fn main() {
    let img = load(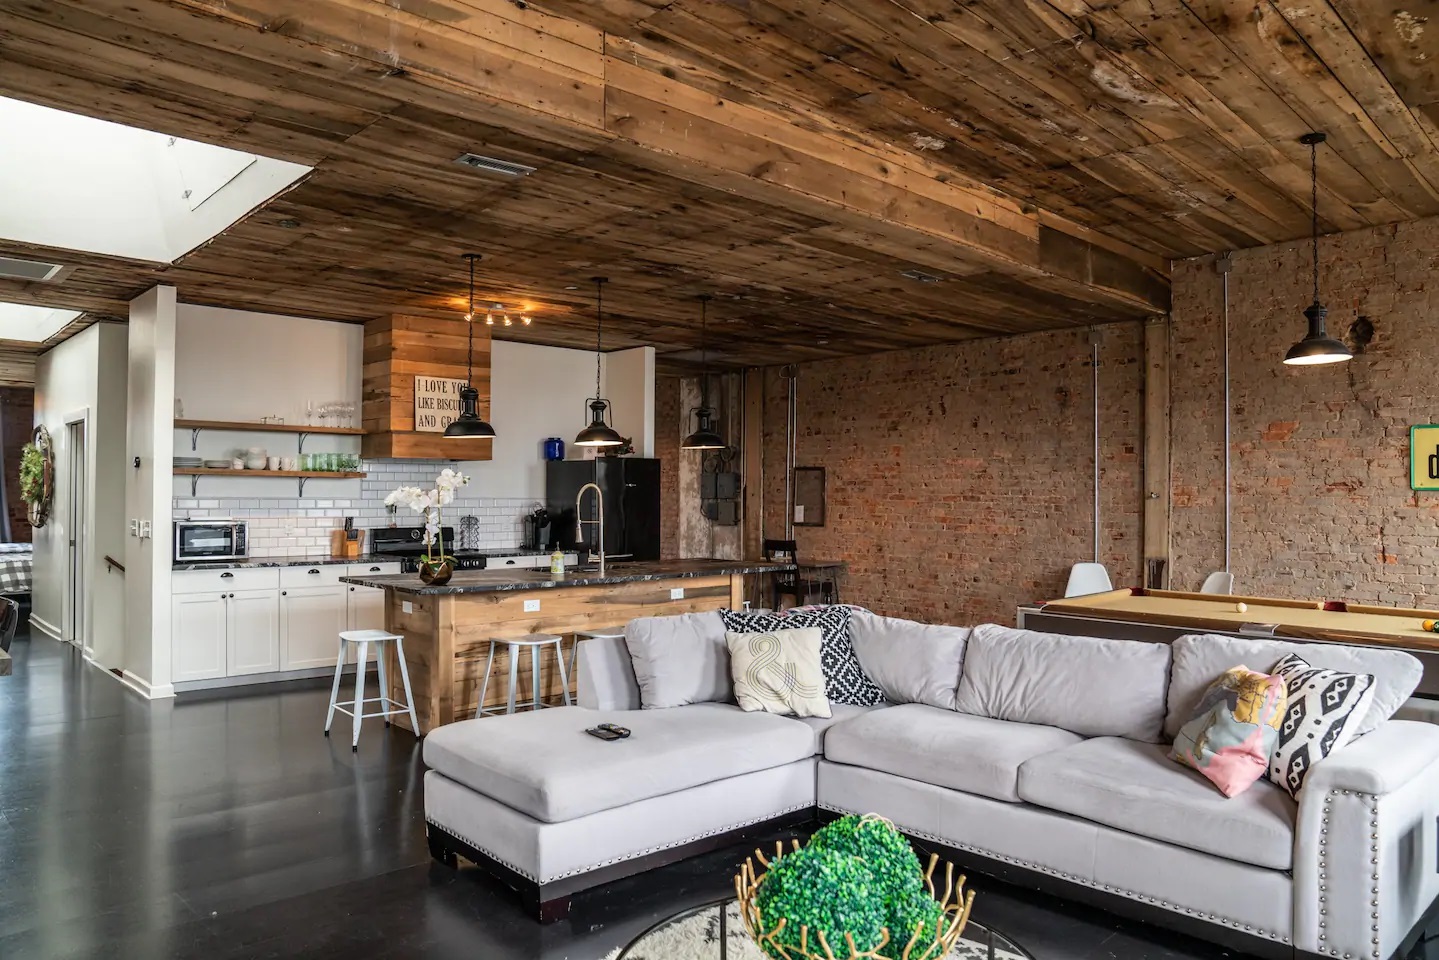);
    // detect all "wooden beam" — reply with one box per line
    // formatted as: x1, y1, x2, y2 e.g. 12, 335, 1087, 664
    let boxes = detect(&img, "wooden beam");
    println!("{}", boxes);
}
1143, 316, 1172, 589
